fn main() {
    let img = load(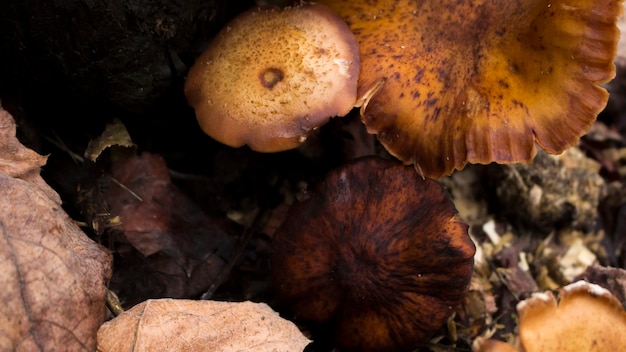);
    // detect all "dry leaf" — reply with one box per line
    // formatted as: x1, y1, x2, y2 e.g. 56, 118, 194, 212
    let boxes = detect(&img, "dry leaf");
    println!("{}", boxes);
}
97, 299, 310, 352
0, 107, 113, 351
84, 118, 135, 162
105, 152, 238, 306
106, 152, 236, 257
